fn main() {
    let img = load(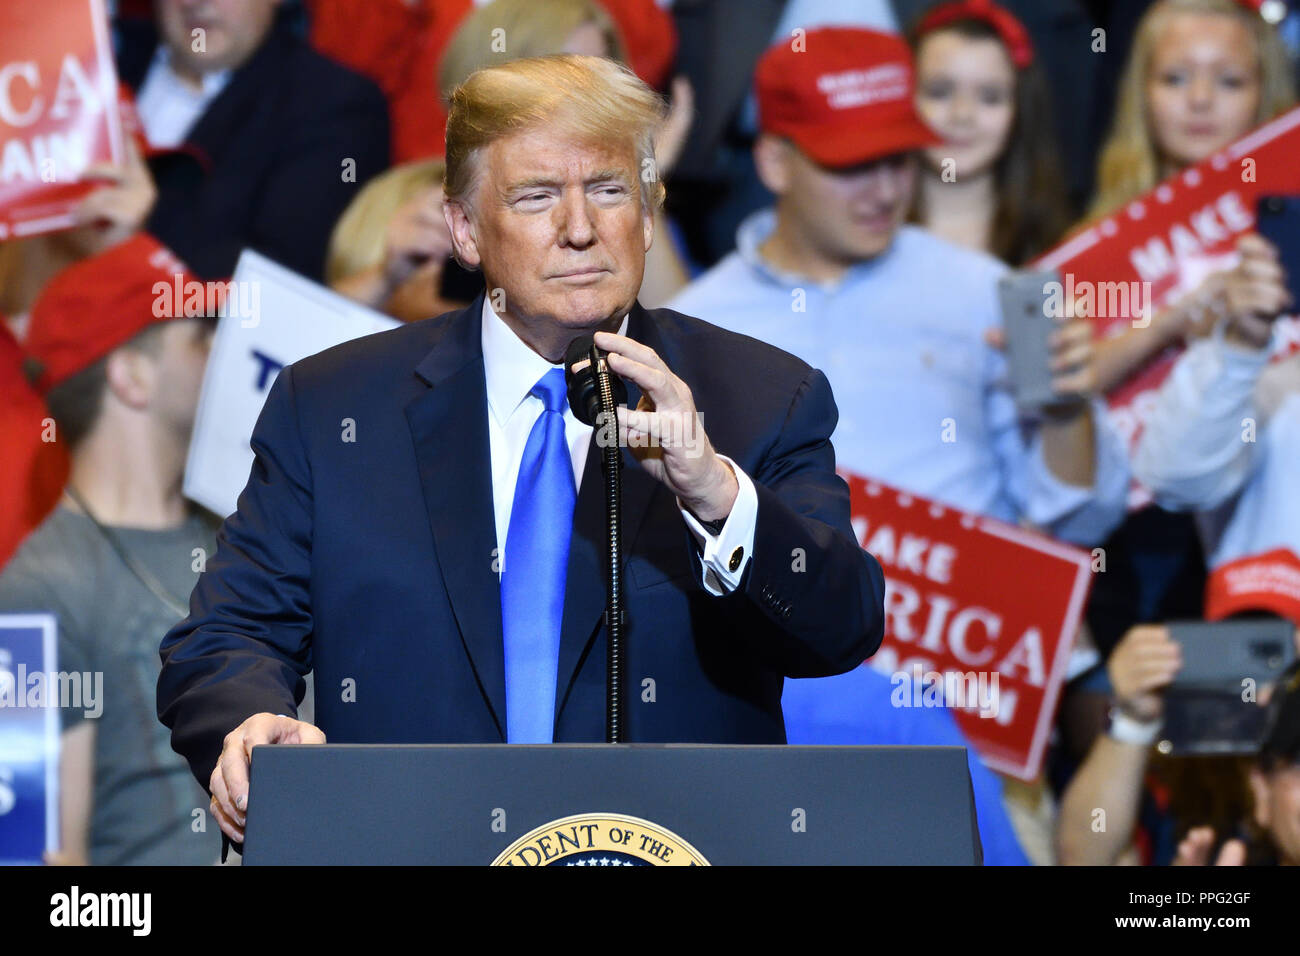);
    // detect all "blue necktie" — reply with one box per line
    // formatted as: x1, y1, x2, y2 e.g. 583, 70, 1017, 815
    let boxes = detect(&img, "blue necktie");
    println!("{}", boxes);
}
501, 367, 576, 743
